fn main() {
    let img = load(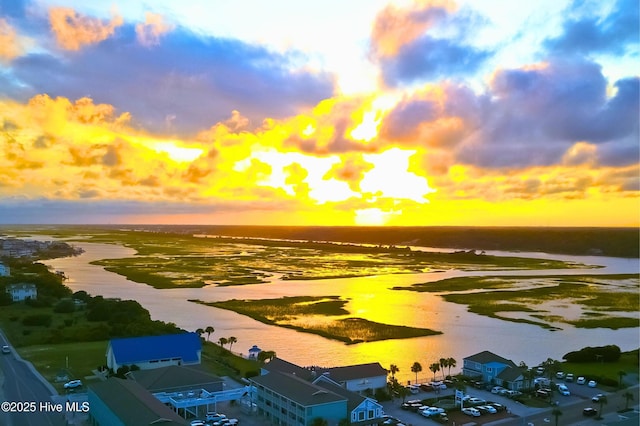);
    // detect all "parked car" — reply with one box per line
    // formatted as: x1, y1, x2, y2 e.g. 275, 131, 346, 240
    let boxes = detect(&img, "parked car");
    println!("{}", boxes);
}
467, 397, 486, 406
592, 393, 605, 402
488, 402, 506, 412
576, 376, 586, 385
380, 415, 402, 425
582, 408, 598, 417
190, 421, 206, 426
462, 407, 481, 417
421, 407, 445, 417
588, 380, 597, 388
477, 405, 497, 414
536, 389, 550, 399
491, 386, 505, 394
408, 385, 420, 394
63, 380, 83, 389
565, 373, 574, 382
206, 413, 226, 422
557, 385, 570, 396
506, 390, 522, 398
433, 413, 449, 424
536, 367, 545, 375
556, 371, 565, 379
420, 383, 433, 392
1, 345, 10, 354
